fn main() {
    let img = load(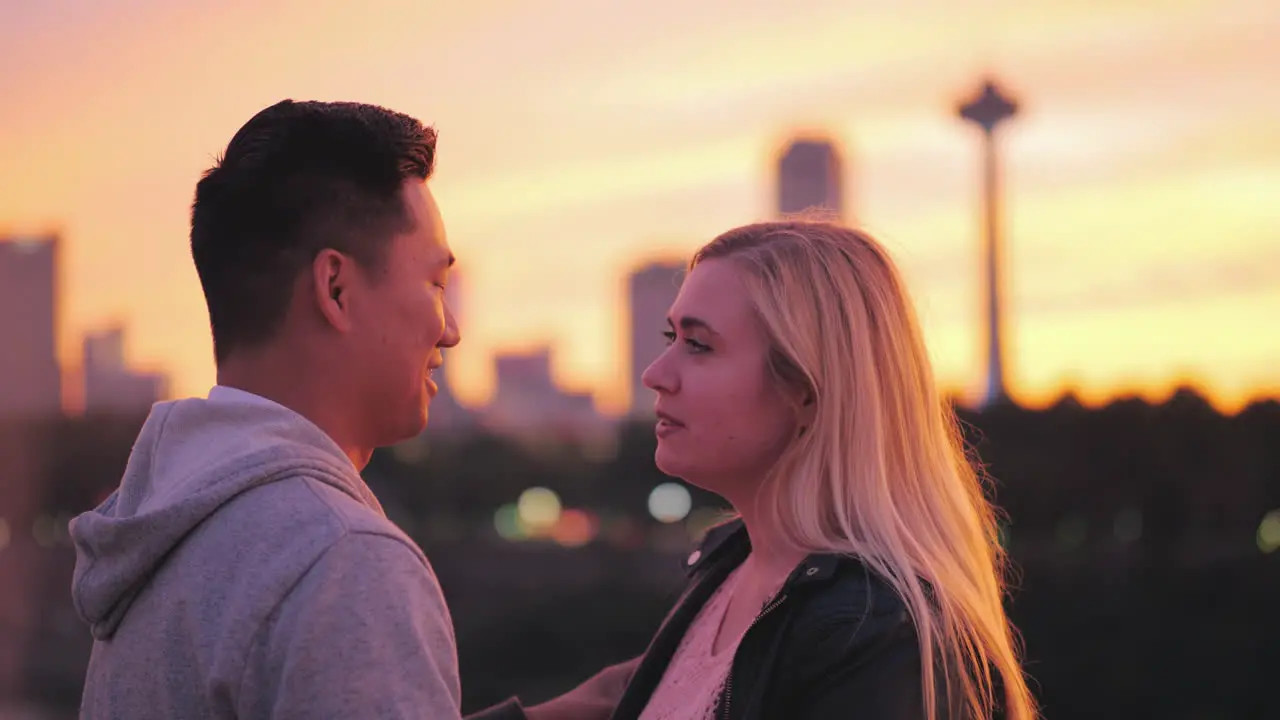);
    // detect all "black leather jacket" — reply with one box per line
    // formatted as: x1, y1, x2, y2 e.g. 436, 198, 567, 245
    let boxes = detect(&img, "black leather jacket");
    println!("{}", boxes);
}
478, 518, 940, 720
611, 519, 931, 720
